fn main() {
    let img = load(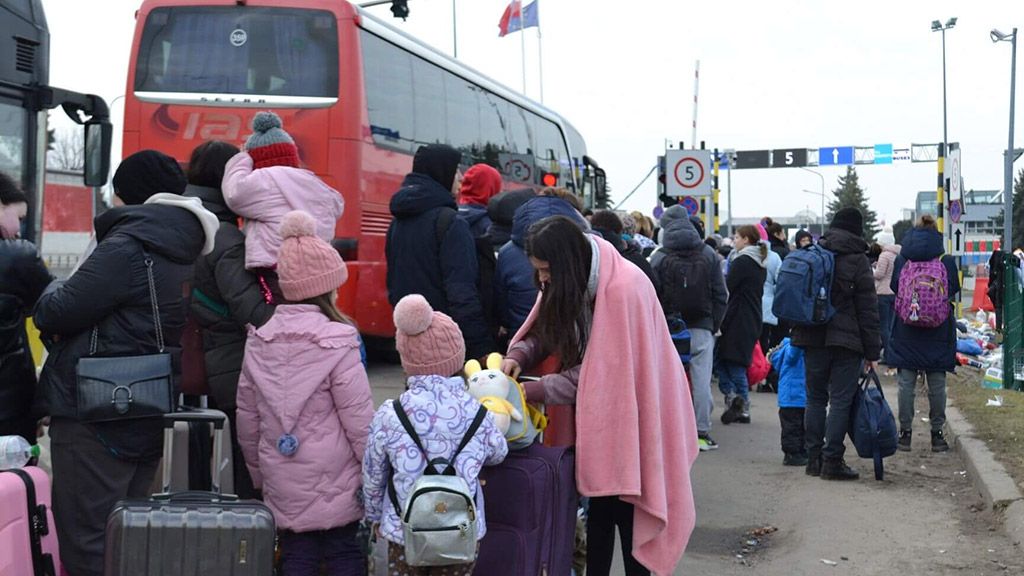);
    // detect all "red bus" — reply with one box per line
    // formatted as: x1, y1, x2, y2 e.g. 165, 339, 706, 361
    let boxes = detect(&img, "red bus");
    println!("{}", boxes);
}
124, 0, 604, 337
